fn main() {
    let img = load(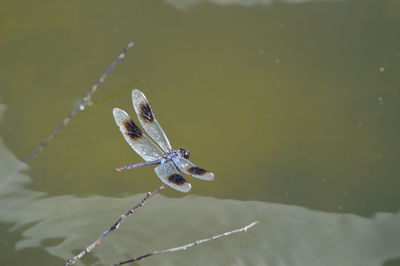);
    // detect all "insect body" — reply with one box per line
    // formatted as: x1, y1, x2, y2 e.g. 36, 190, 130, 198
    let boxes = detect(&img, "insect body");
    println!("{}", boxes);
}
113, 89, 214, 192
